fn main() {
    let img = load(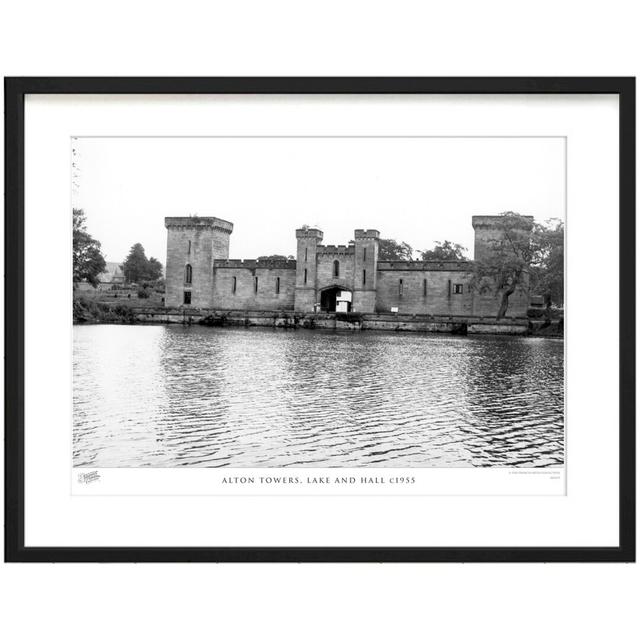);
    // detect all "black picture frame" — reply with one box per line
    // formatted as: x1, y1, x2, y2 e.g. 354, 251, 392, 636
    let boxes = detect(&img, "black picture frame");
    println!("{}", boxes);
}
4, 77, 635, 563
